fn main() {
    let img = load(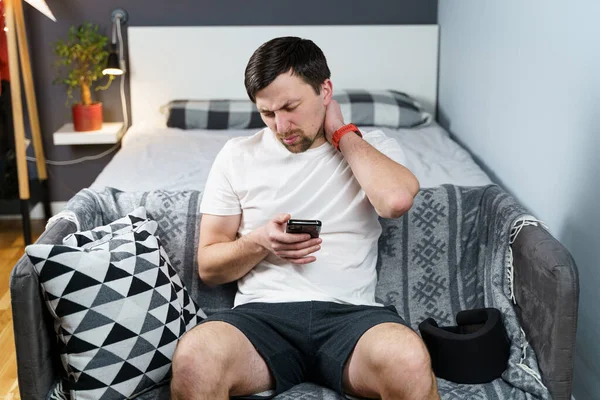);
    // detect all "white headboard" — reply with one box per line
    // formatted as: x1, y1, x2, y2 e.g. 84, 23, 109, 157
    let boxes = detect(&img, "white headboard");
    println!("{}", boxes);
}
128, 25, 439, 125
